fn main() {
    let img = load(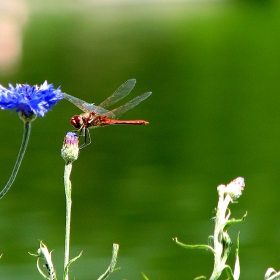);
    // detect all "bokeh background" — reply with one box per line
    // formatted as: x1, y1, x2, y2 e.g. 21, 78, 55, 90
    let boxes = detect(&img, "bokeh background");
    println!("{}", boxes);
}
0, 0, 279, 279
